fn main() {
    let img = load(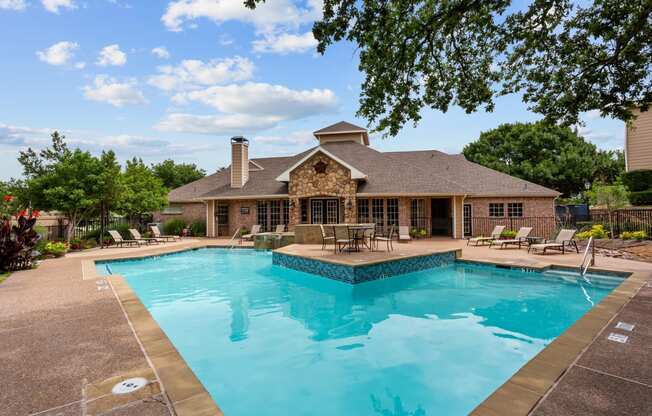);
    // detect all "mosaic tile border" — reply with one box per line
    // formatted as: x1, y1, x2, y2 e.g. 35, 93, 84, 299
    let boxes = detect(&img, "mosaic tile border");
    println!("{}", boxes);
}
272, 250, 458, 284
